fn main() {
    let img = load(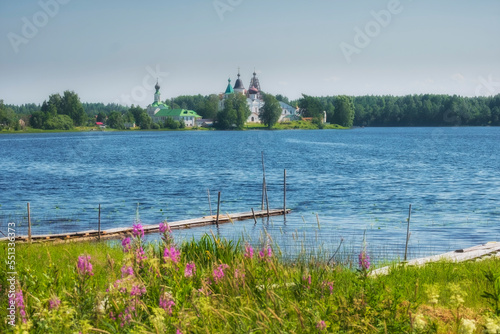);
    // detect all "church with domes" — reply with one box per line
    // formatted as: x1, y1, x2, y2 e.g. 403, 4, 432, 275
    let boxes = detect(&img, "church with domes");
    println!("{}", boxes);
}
146, 81, 201, 127
219, 70, 298, 123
